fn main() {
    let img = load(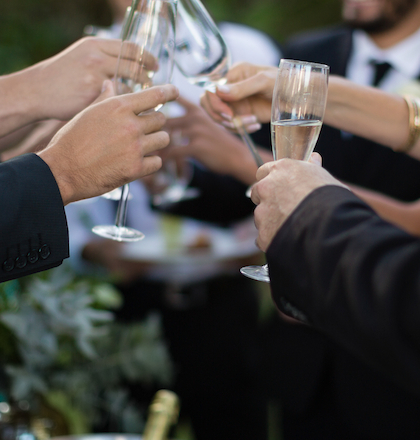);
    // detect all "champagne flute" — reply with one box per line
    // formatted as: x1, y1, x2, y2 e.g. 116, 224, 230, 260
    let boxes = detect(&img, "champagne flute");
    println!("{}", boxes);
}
92, 0, 177, 242
240, 59, 330, 283
151, 102, 200, 205
151, 157, 199, 206
174, 0, 264, 167
93, 6, 133, 202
